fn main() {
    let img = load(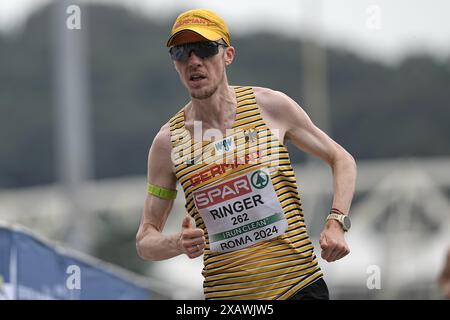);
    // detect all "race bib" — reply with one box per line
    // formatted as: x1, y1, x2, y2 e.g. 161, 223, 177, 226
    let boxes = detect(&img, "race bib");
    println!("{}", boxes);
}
193, 167, 288, 253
